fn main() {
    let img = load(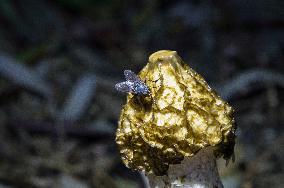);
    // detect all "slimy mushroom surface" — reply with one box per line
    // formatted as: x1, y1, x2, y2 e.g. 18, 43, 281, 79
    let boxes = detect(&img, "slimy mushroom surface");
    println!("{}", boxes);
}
116, 50, 236, 176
